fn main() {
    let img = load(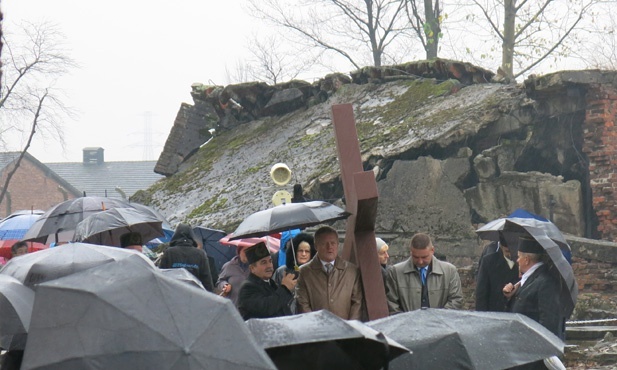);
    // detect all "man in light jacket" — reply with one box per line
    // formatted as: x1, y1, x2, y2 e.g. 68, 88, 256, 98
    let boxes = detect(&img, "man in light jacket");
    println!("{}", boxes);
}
296, 226, 363, 320
386, 232, 463, 312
